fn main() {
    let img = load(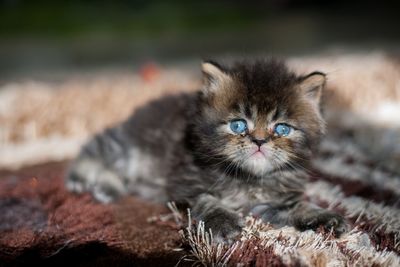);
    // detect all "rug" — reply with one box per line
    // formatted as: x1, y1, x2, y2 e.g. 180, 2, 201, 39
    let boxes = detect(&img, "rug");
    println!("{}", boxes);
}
0, 162, 186, 267
0, 137, 399, 266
